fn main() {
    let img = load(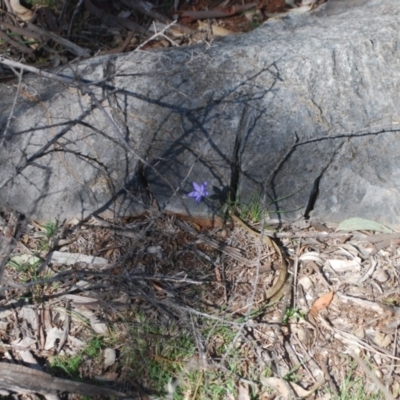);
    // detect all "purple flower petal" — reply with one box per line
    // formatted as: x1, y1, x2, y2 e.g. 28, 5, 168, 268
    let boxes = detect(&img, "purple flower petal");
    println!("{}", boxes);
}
188, 181, 209, 203
192, 182, 202, 192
